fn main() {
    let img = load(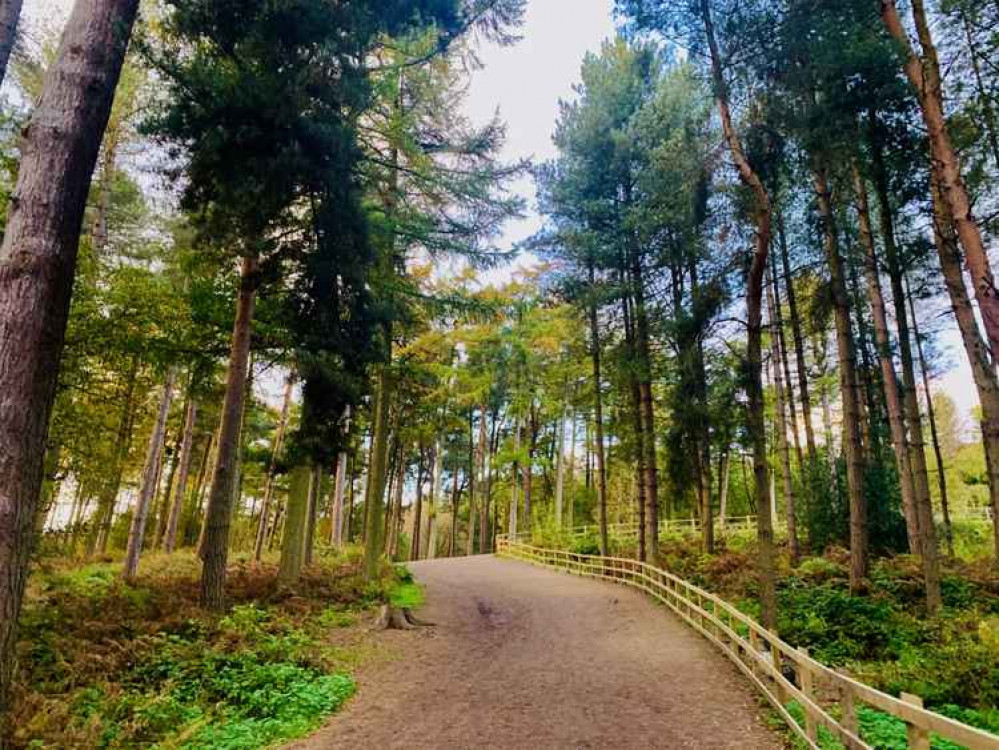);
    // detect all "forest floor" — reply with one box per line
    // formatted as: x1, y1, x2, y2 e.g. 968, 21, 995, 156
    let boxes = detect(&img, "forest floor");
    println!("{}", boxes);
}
289, 555, 781, 750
